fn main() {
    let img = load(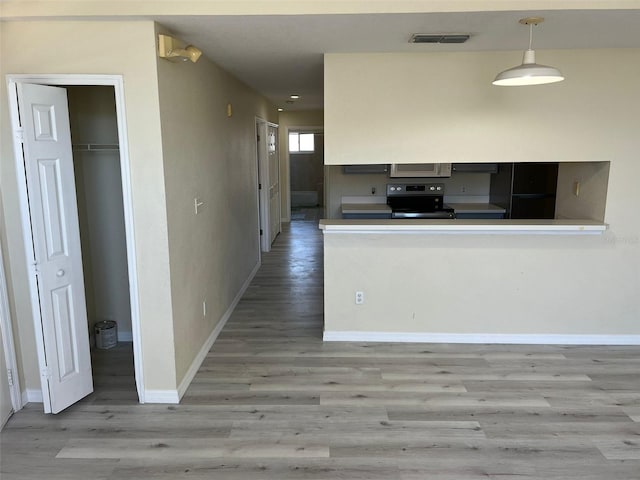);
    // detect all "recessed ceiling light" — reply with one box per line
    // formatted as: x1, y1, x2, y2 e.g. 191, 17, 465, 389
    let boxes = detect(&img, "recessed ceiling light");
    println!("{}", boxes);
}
290, 94, 300, 99
277, 108, 284, 112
